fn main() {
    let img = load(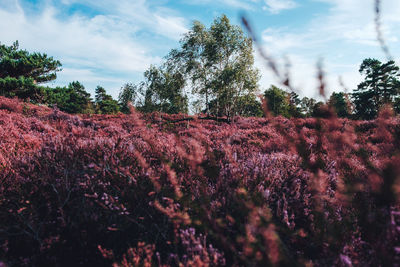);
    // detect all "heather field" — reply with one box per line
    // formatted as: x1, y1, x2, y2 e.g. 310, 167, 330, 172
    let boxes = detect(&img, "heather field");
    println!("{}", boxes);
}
0, 96, 399, 266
